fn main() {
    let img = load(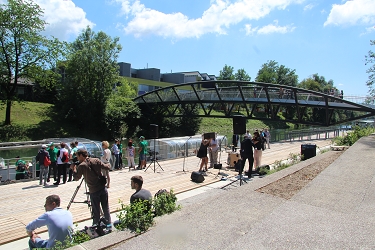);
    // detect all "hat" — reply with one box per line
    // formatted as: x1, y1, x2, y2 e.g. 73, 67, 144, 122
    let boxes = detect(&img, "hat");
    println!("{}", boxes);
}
48, 142, 54, 147
41, 144, 47, 149
139, 136, 145, 140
